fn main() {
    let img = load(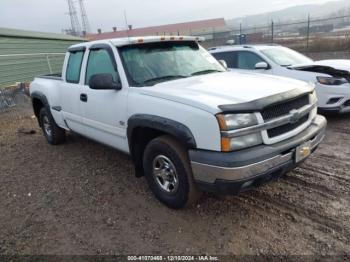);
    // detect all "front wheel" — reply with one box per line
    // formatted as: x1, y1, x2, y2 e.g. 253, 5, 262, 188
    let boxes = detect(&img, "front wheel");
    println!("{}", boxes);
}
143, 136, 201, 209
39, 107, 66, 145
